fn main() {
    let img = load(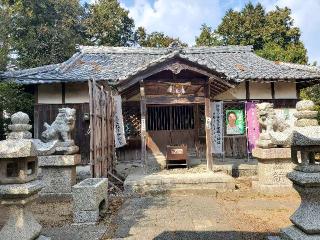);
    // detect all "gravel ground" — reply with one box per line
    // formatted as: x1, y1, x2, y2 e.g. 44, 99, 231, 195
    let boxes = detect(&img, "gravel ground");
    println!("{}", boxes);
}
0, 178, 300, 240
103, 178, 299, 240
